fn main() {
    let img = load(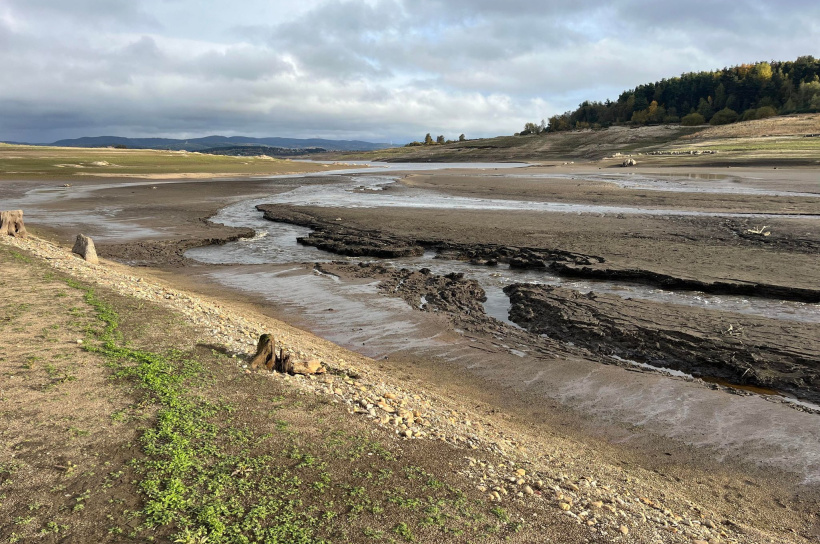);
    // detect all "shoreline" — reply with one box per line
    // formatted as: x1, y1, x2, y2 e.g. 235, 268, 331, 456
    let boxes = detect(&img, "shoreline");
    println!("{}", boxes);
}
4, 162, 820, 542
4, 232, 819, 543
